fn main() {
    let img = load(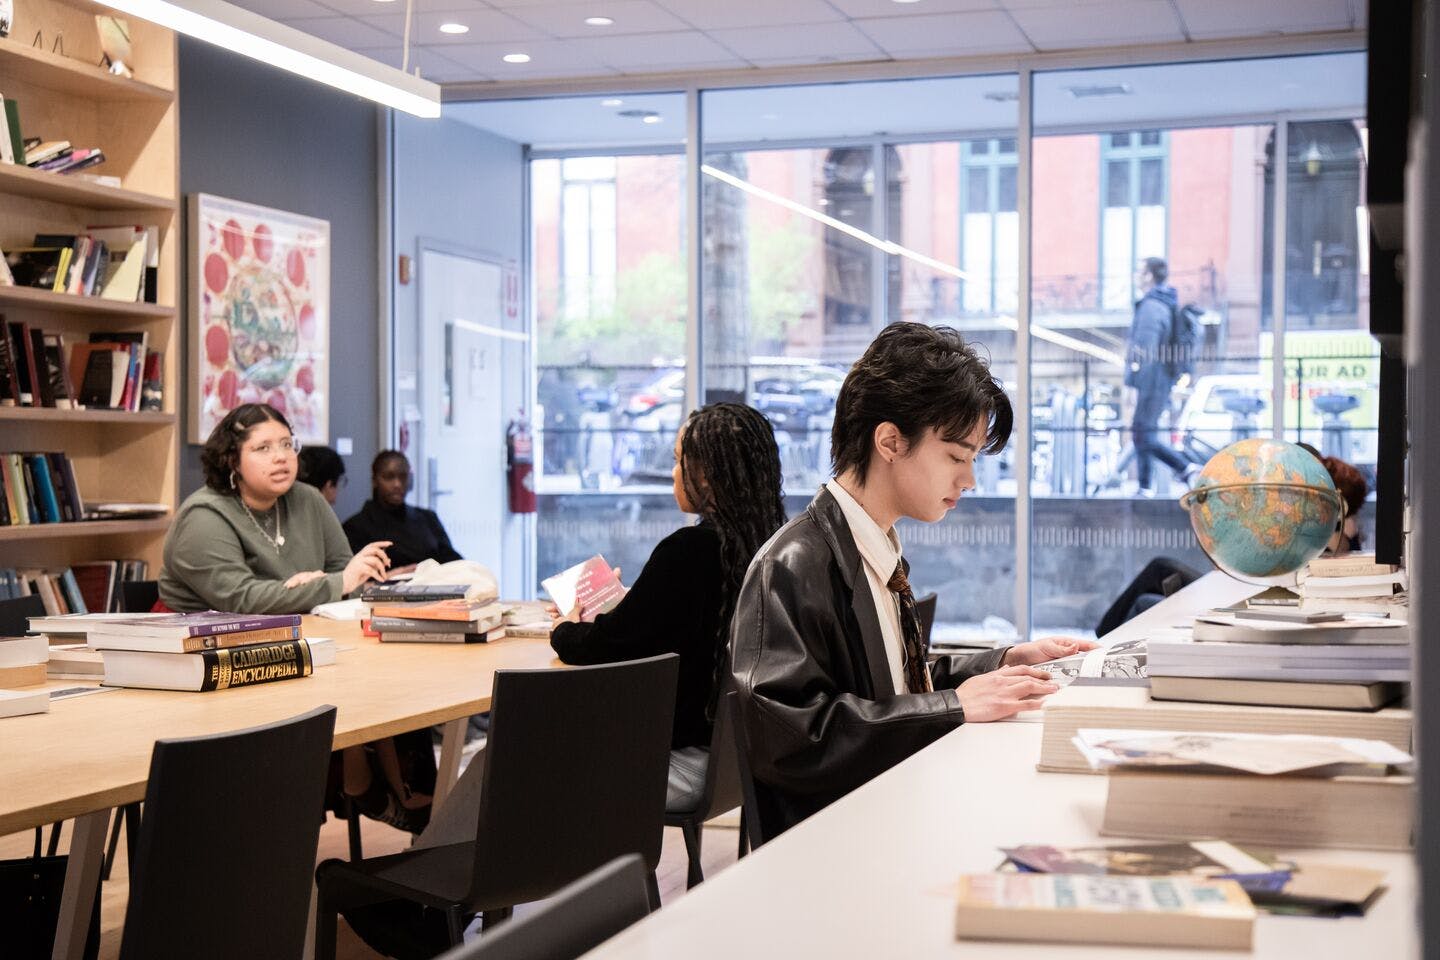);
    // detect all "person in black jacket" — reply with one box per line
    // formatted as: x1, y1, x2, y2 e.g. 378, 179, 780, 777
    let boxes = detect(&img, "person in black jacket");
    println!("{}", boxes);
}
551, 402, 786, 812
342, 450, 462, 574
731, 323, 1100, 840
